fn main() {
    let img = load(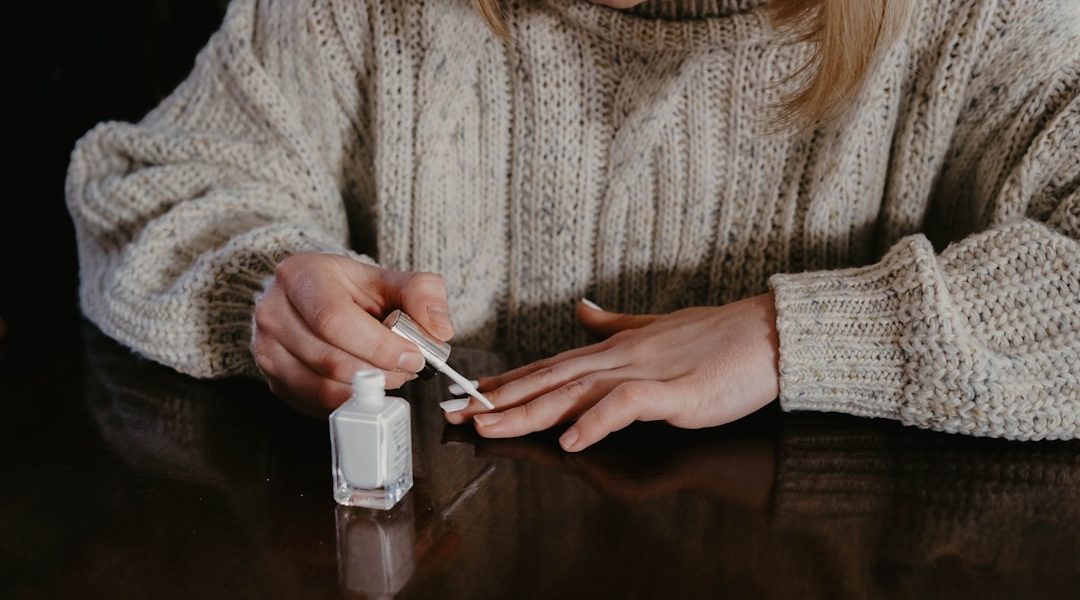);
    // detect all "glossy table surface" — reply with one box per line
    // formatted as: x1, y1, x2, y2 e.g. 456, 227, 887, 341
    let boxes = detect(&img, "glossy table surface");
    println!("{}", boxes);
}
3, 325, 1079, 599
